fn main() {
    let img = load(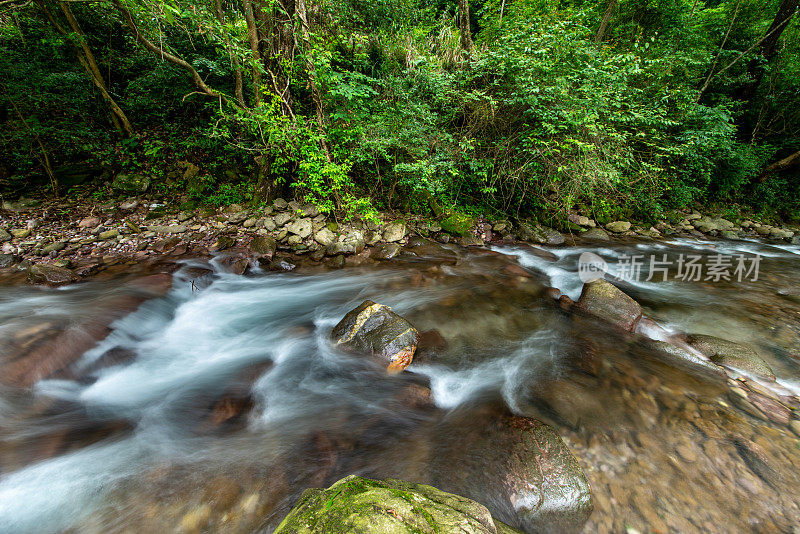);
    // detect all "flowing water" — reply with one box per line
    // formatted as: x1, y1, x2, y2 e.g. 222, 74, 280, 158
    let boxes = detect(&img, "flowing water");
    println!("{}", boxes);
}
0, 237, 799, 533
